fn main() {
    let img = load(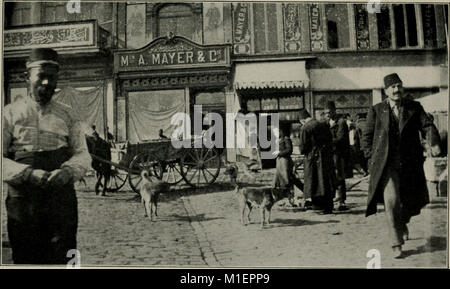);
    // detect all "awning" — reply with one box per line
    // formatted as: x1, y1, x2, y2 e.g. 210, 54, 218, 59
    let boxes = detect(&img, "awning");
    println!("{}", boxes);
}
234, 61, 309, 90
418, 89, 449, 113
